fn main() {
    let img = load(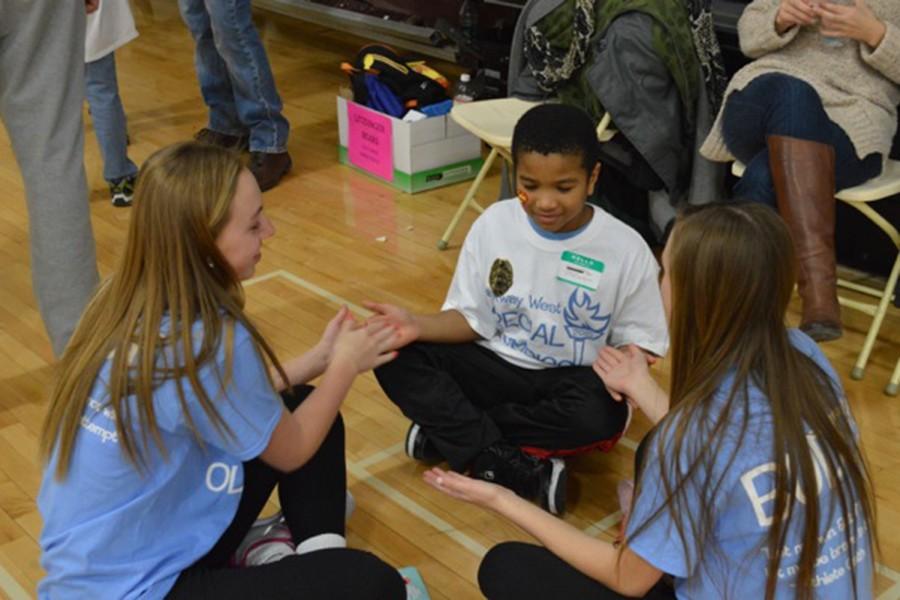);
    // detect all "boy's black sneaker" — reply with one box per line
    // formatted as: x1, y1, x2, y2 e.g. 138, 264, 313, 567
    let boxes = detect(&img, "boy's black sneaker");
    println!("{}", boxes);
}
404, 422, 443, 463
470, 443, 567, 515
